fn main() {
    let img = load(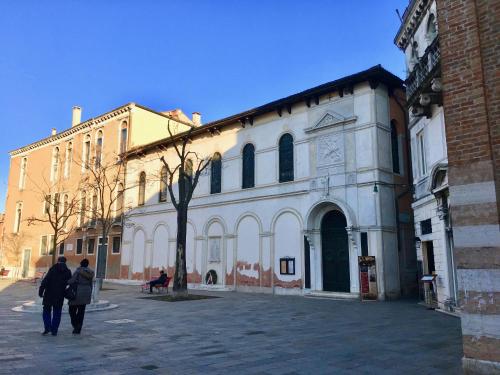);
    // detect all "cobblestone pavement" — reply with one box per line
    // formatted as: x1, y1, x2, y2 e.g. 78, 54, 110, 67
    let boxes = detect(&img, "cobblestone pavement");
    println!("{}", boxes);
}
0, 280, 462, 375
